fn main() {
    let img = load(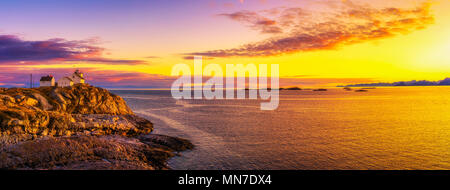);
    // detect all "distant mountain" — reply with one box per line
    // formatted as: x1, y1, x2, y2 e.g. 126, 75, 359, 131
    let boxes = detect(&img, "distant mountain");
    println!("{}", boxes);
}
439, 78, 450, 85
339, 78, 450, 87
